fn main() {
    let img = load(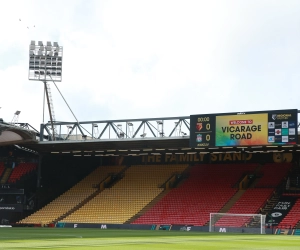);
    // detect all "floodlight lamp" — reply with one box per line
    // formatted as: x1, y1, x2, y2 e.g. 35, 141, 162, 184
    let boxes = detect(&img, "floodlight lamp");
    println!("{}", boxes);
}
15, 111, 21, 115
93, 123, 98, 127
140, 133, 147, 138
181, 132, 187, 136
67, 125, 72, 129
127, 122, 133, 126
156, 120, 163, 124
29, 40, 63, 82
